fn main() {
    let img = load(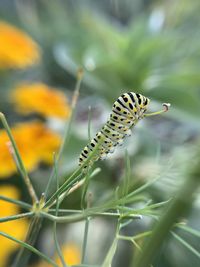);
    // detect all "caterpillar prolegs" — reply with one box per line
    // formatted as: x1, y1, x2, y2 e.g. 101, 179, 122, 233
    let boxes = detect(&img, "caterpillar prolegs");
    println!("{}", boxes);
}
79, 92, 169, 168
